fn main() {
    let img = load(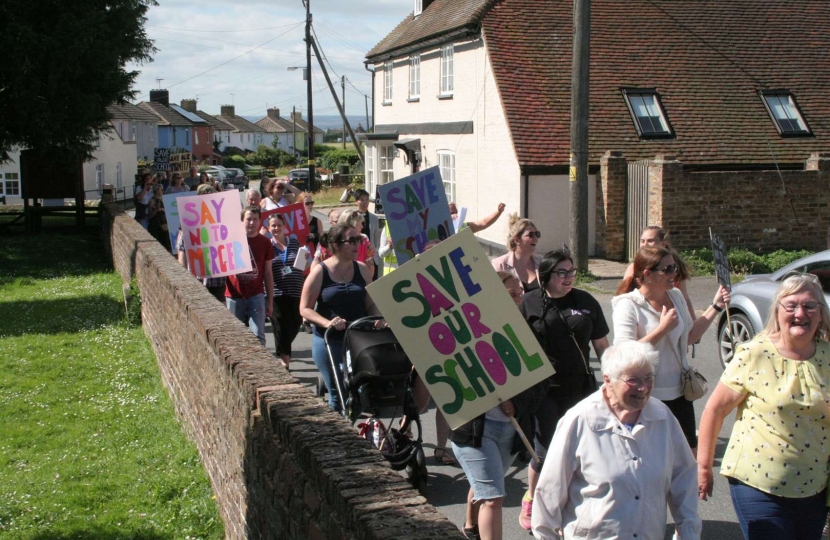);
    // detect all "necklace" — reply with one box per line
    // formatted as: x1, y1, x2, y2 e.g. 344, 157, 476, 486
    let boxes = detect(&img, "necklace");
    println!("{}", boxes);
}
331, 260, 351, 284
